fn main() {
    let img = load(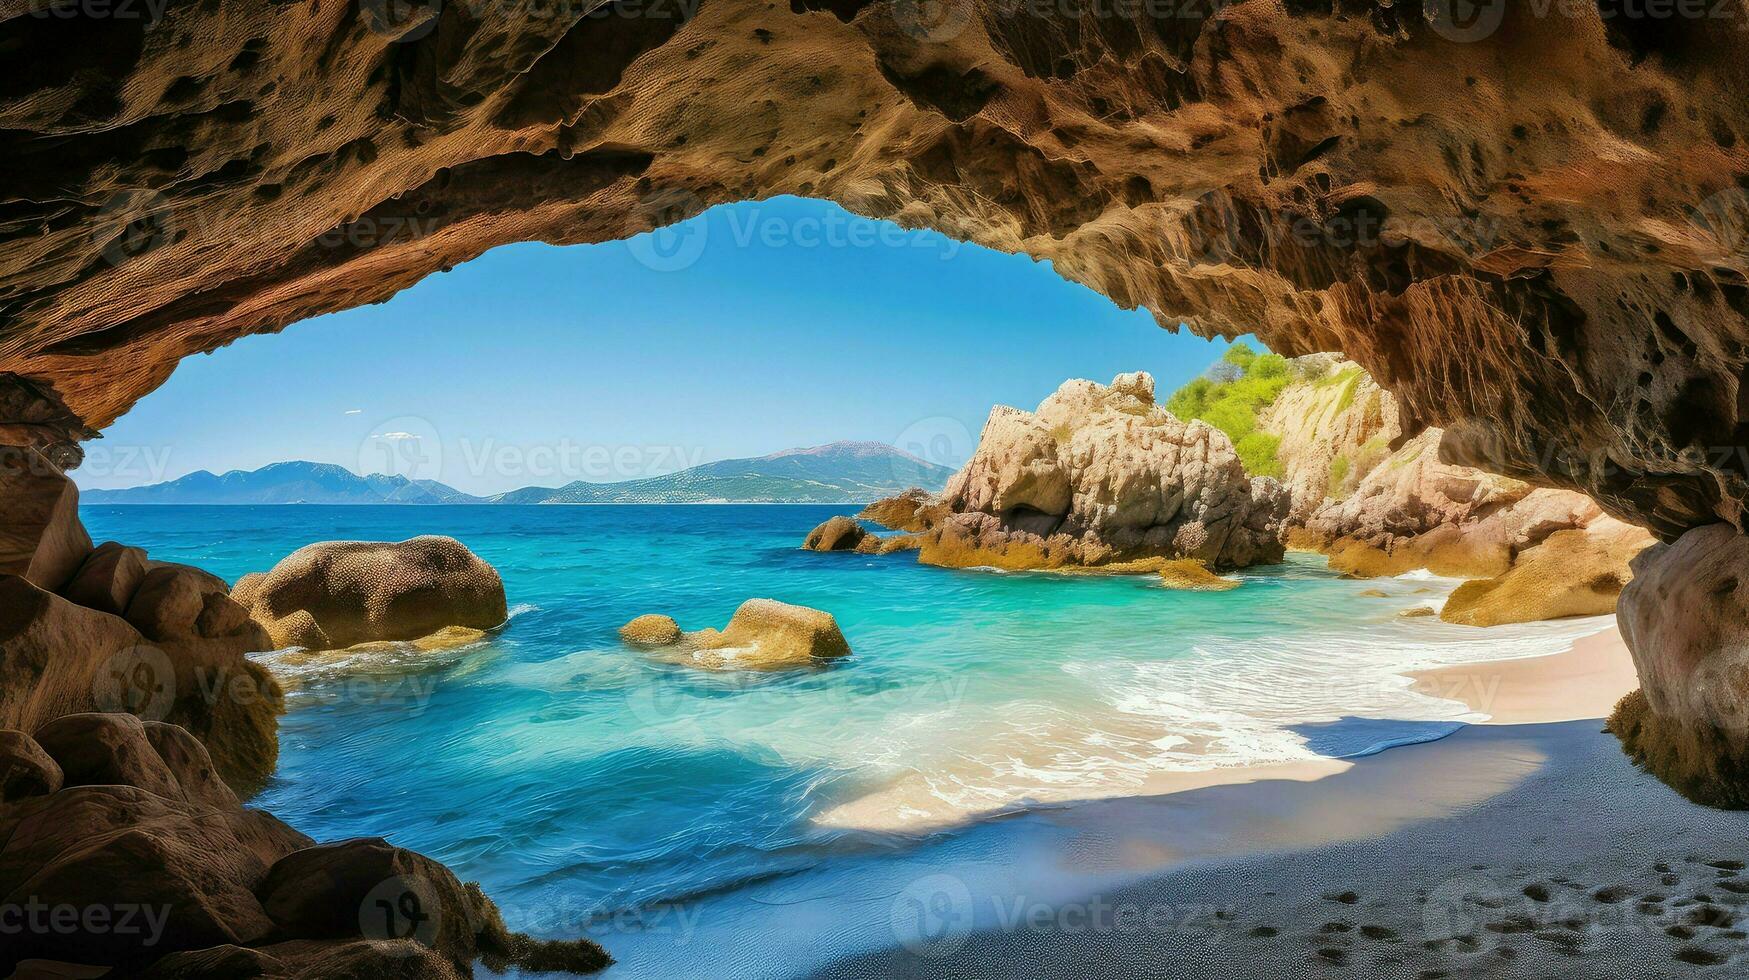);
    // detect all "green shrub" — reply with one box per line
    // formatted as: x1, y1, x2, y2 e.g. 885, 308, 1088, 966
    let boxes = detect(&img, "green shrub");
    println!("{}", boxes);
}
1166, 341, 1293, 477
1236, 432, 1284, 478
